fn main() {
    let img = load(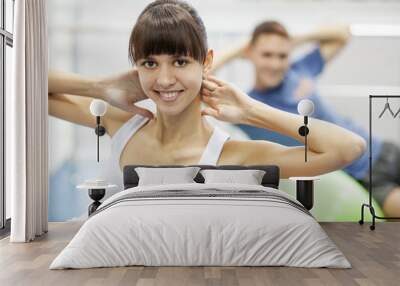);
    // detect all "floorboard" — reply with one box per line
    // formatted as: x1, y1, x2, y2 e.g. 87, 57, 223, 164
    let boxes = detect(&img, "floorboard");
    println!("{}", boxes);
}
0, 222, 399, 286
